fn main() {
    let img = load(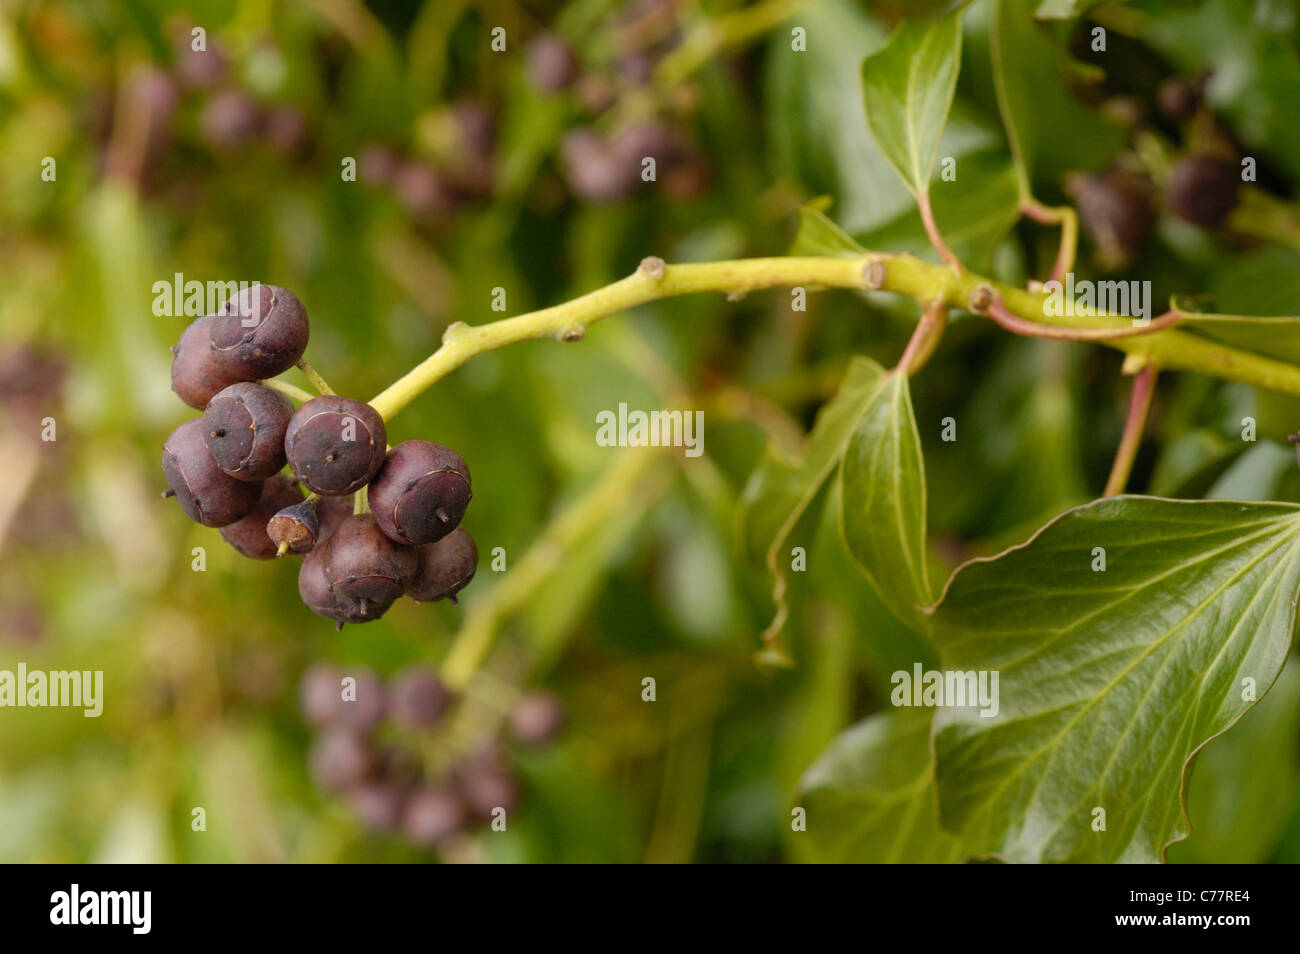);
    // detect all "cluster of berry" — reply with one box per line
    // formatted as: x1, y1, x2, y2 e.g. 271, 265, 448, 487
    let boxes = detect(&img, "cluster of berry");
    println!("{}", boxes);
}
162, 285, 477, 627
525, 10, 709, 204
1070, 74, 1244, 268
300, 664, 564, 847
356, 100, 498, 222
